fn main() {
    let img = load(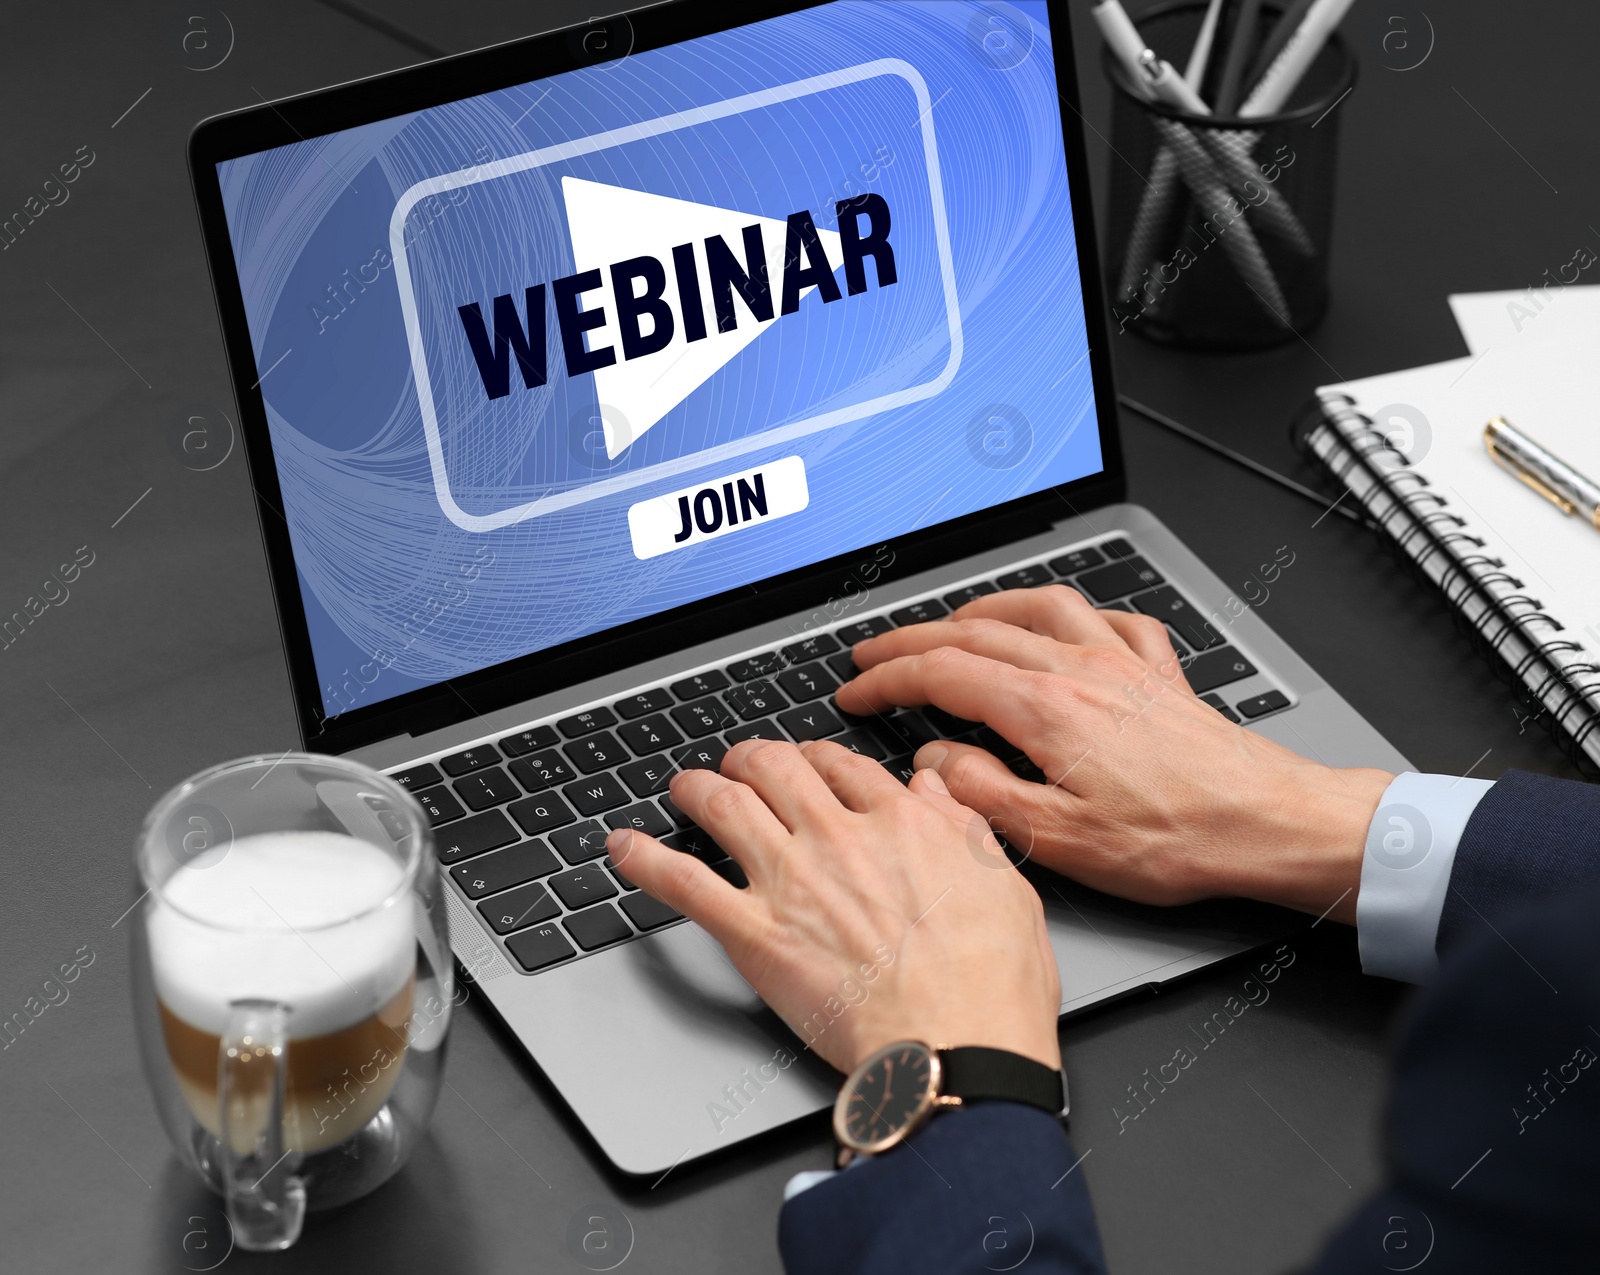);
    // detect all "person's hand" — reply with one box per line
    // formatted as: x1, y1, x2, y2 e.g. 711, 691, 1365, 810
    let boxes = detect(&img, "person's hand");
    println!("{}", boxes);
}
605, 738, 1061, 1076
837, 587, 1392, 924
